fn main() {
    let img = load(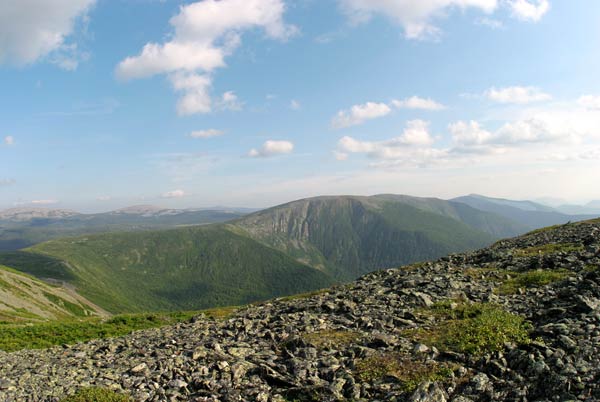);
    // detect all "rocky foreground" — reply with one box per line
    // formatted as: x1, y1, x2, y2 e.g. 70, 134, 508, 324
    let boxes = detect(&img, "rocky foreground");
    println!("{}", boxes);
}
1, 220, 599, 401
